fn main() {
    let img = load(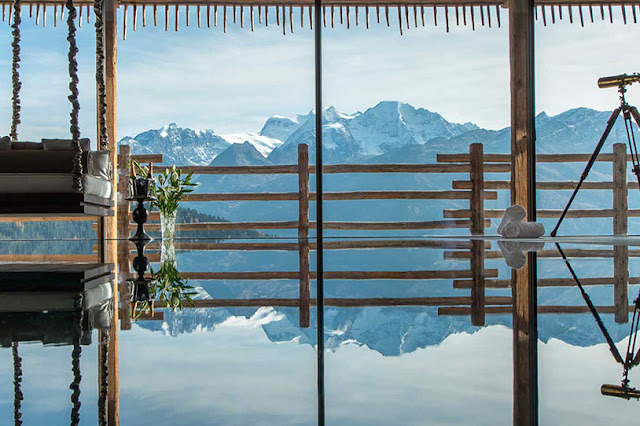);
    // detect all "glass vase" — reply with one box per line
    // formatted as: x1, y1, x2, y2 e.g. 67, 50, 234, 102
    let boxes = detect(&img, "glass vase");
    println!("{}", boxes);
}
160, 211, 177, 265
